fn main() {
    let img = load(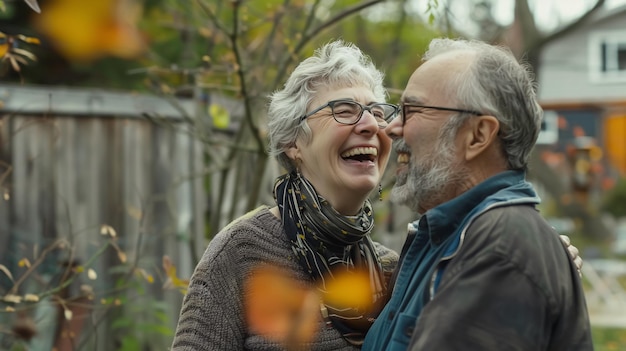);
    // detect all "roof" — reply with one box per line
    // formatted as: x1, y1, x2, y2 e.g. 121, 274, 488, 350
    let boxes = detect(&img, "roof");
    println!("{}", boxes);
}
0, 84, 244, 128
